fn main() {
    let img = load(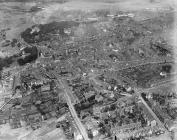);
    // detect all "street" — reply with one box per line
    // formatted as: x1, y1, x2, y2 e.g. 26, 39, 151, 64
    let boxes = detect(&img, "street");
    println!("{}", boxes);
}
55, 78, 89, 140
139, 95, 167, 131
